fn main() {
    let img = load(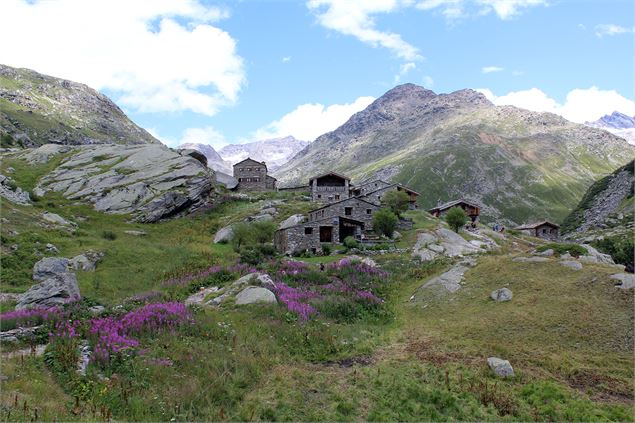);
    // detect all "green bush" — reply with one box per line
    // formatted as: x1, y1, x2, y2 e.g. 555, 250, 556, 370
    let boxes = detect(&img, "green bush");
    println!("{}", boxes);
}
251, 220, 276, 244
372, 208, 398, 238
321, 244, 332, 255
239, 244, 277, 265
343, 236, 359, 250
592, 236, 634, 268
445, 207, 467, 233
101, 230, 117, 241
536, 243, 587, 258
381, 190, 410, 217
231, 220, 276, 252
